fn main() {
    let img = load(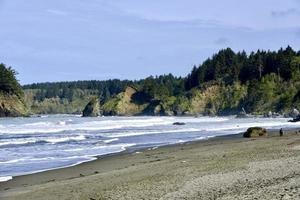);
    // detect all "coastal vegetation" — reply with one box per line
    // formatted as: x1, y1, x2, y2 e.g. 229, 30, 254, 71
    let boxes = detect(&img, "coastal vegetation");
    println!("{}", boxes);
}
22, 46, 300, 116
1, 46, 299, 117
0, 64, 27, 117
